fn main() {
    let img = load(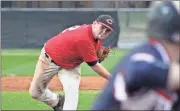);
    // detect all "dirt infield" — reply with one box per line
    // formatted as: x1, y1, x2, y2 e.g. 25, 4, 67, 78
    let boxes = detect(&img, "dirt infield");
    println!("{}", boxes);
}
2, 76, 108, 91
